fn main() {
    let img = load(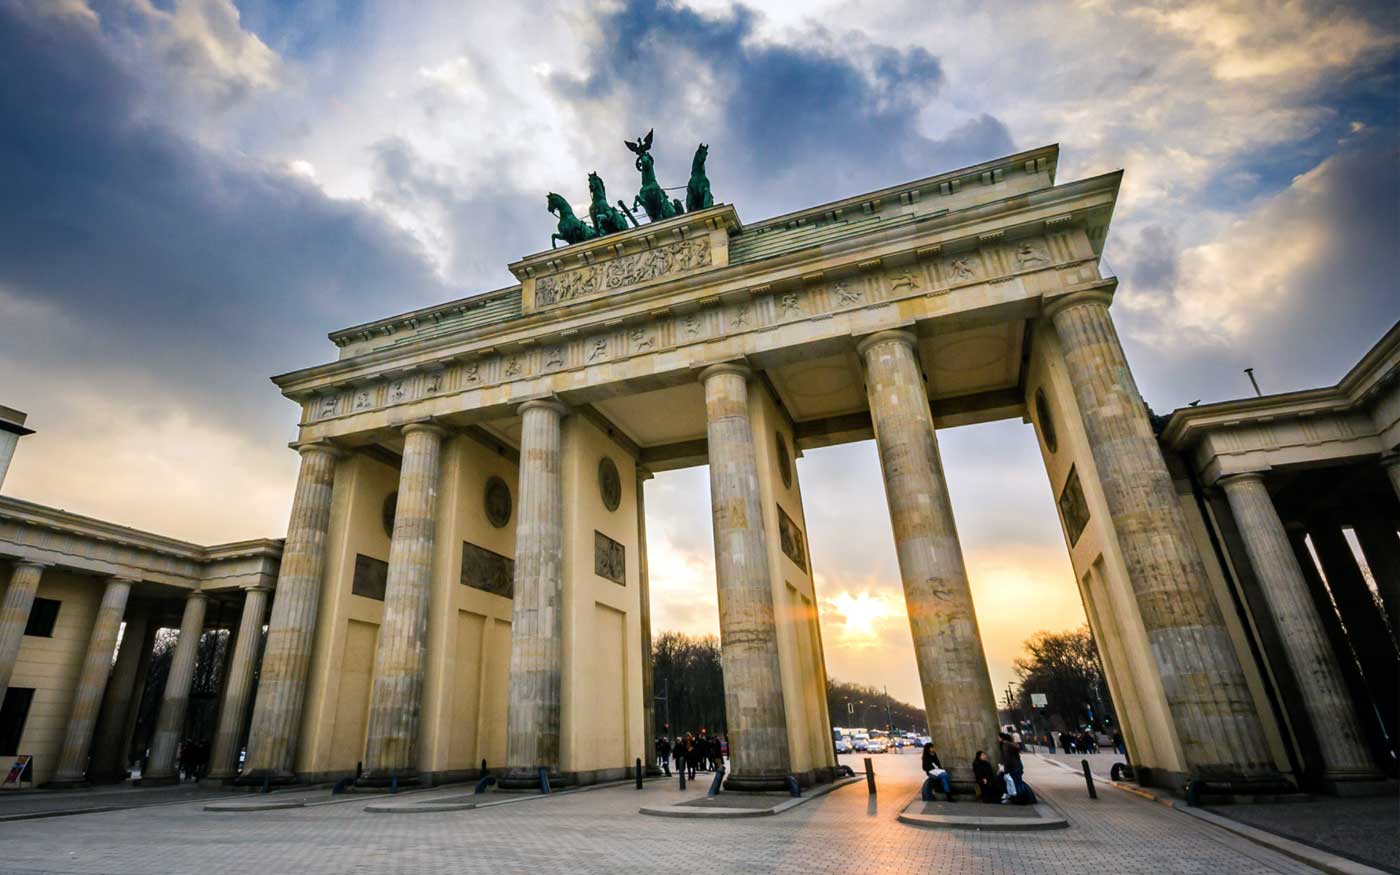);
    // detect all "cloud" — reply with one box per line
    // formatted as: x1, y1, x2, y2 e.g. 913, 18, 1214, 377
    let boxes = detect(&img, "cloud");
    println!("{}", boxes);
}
545, 0, 1013, 218
0, 1, 446, 534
